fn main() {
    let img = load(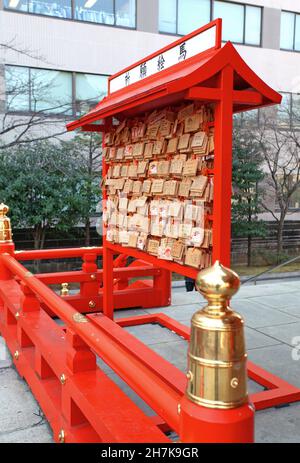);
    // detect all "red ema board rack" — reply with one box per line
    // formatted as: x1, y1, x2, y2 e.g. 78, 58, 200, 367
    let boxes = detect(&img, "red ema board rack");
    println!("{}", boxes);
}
0, 20, 299, 444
